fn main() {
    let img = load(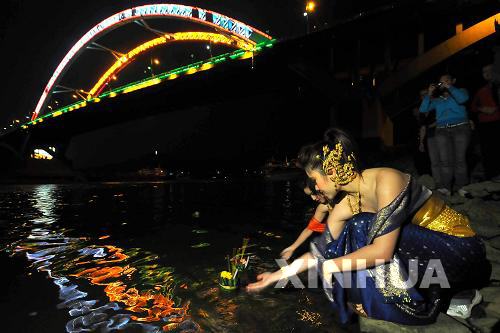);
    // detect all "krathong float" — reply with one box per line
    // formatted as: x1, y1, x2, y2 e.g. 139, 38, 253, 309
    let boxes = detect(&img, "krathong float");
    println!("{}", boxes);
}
219, 238, 250, 291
